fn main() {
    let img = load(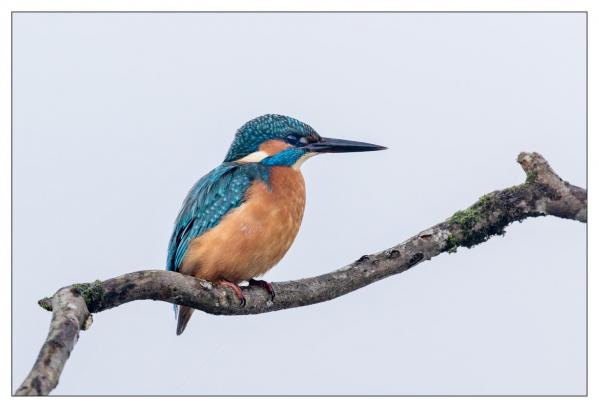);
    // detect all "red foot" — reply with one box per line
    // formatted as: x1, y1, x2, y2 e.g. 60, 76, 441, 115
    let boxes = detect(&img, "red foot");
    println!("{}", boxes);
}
216, 279, 246, 307
249, 279, 275, 301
